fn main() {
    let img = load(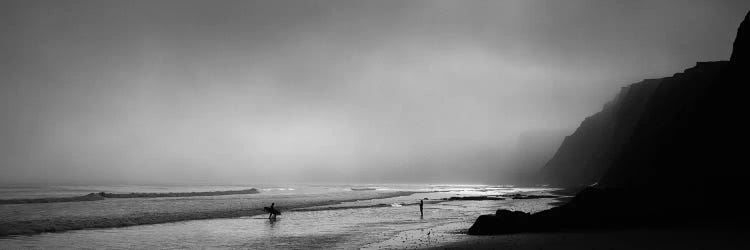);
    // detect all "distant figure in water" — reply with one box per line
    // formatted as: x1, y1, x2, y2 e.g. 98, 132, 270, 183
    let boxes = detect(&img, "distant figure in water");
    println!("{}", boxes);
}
269, 203, 275, 219
419, 200, 424, 216
264, 203, 281, 219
